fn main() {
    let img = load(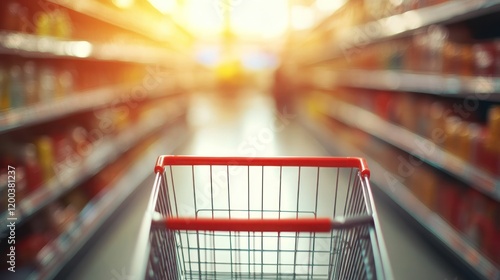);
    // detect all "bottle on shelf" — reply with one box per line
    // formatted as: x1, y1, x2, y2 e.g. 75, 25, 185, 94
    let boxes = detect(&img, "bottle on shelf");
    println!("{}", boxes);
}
486, 106, 500, 153
36, 135, 55, 183
21, 143, 44, 194
3, 1, 22, 32
38, 65, 55, 103
9, 64, 24, 109
23, 60, 38, 105
435, 180, 462, 228
409, 165, 438, 210
0, 65, 9, 111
